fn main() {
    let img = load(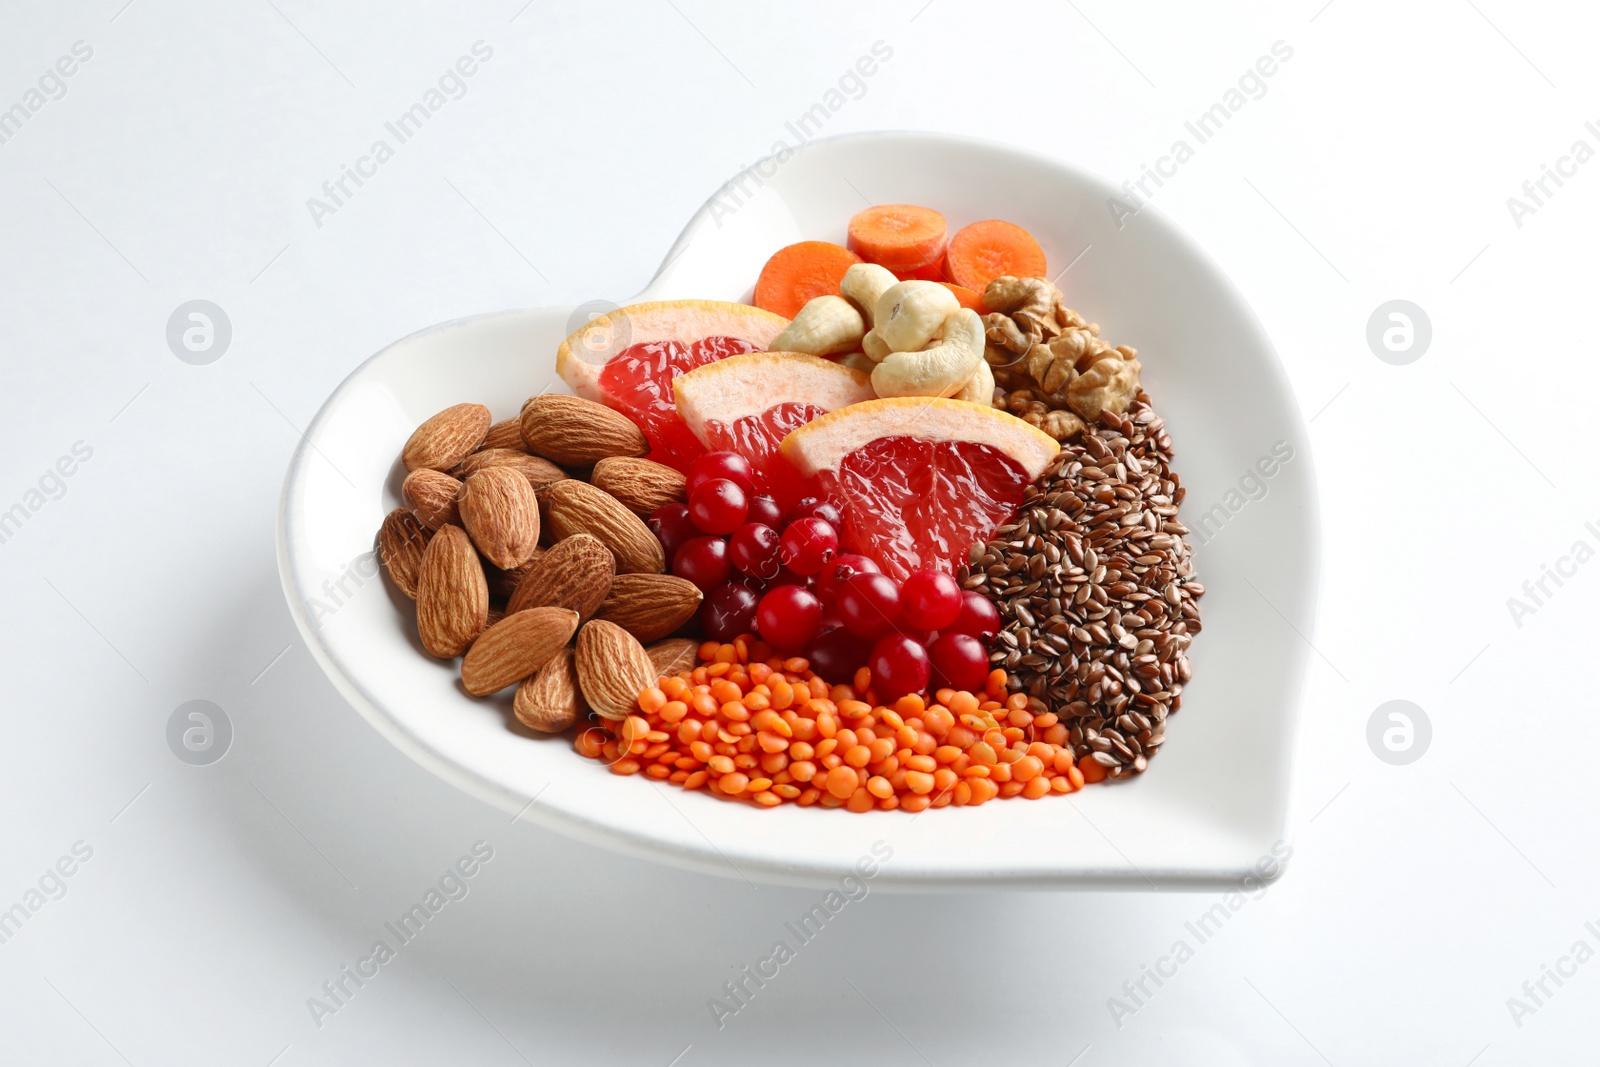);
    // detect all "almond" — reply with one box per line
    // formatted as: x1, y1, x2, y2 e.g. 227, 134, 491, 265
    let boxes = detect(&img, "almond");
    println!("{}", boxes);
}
460, 606, 579, 696
590, 456, 687, 517
458, 467, 541, 570
376, 508, 432, 599
513, 646, 585, 733
646, 638, 699, 678
457, 448, 567, 491
483, 550, 544, 602
403, 403, 491, 472
541, 480, 664, 574
416, 525, 488, 658
403, 468, 462, 530
506, 533, 615, 619
481, 417, 529, 453
520, 394, 647, 466
593, 574, 702, 643
574, 619, 657, 720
